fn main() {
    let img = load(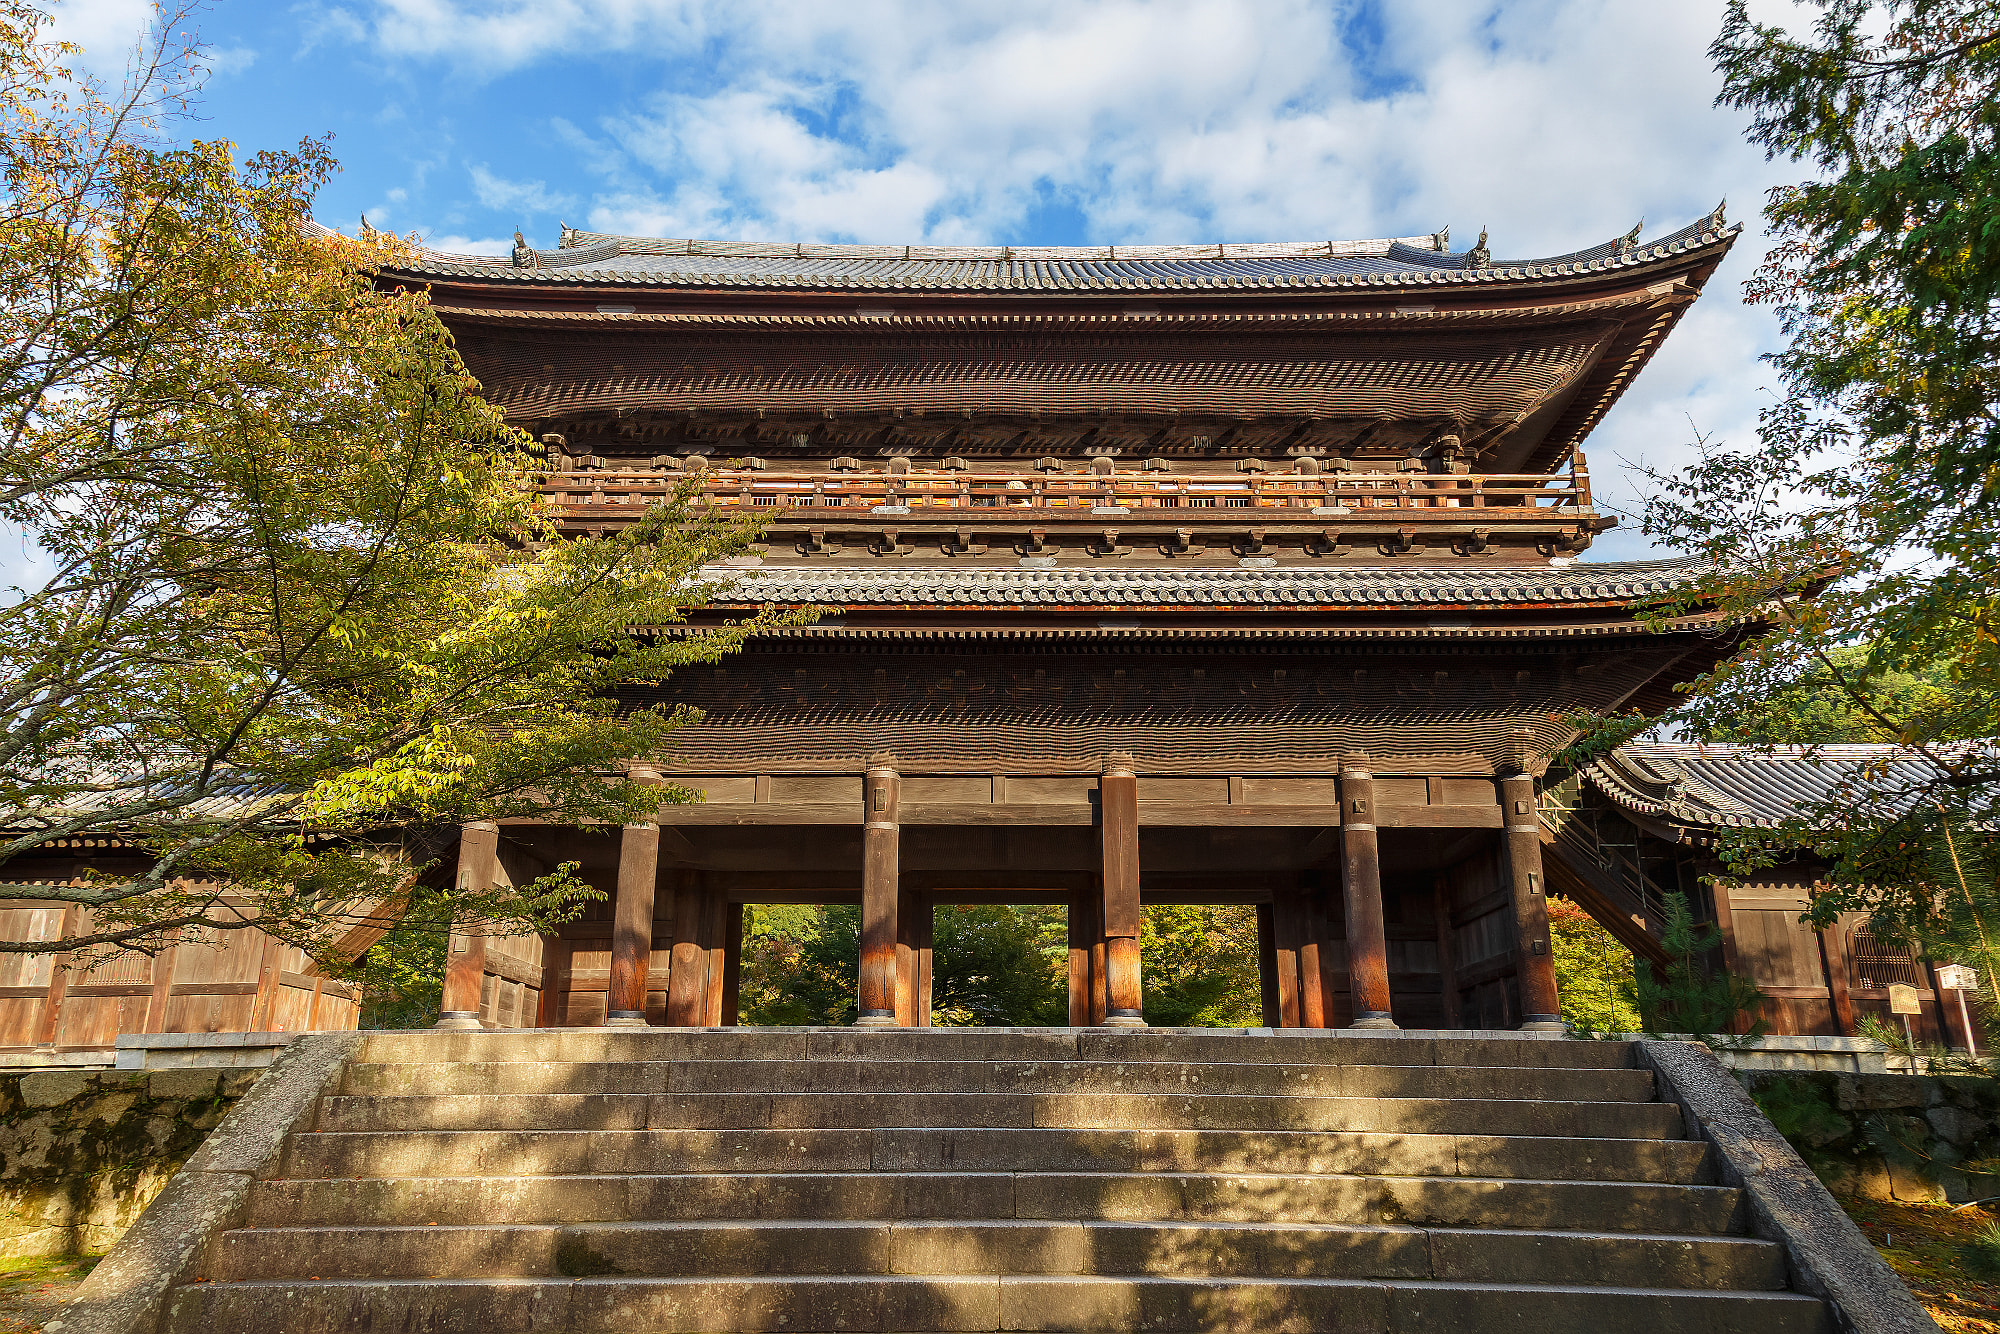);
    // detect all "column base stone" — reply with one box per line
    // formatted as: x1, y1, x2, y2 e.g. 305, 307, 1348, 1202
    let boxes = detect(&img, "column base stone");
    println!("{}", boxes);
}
604, 1013, 650, 1029
1348, 1013, 1399, 1031
1518, 1015, 1566, 1033
853, 1012, 898, 1028
1100, 1012, 1148, 1029
432, 1013, 483, 1032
